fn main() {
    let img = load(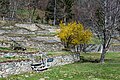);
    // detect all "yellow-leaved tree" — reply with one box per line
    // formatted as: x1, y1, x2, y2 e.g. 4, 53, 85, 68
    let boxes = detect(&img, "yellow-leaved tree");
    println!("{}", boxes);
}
58, 22, 92, 51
